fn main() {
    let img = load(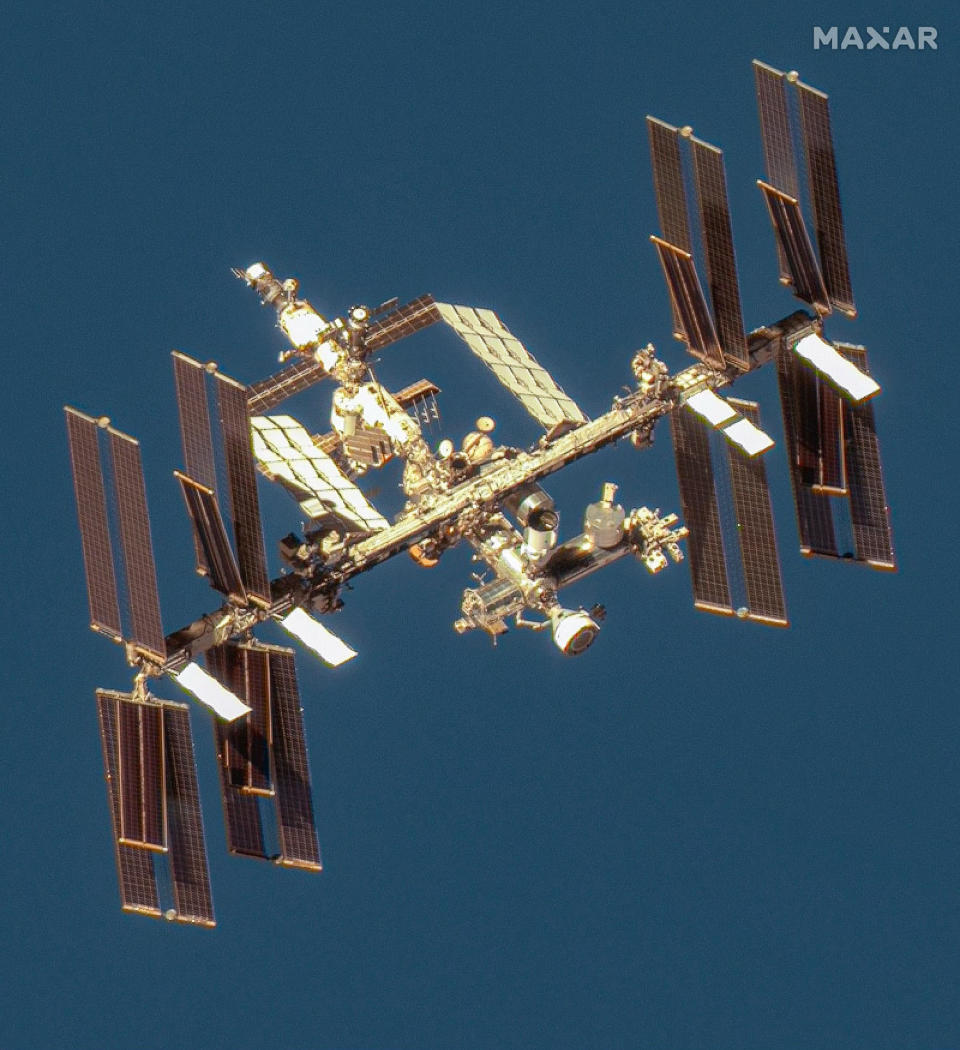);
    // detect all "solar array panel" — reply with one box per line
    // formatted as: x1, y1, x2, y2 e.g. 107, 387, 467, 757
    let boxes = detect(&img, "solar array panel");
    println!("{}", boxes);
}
777, 347, 840, 556
651, 238, 725, 370
753, 60, 799, 200
172, 352, 216, 490
176, 473, 247, 600
435, 303, 588, 432
208, 643, 321, 870
753, 60, 856, 317
109, 430, 167, 661
672, 398, 787, 623
797, 82, 856, 317
758, 181, 830, 314
172, 352, 217, 577
647, 117, 692, 253
248, 358, 330, 415
365, 294, 440, 351
725, 400, 788, 625
117, 697, 165, 850
777, 343, 894, 567
216, 373, 271, 604
268, 647, 322, 870
163, 702, 216, 926
65, 408, 122, 641
816, 382, 845, 493
65, 409, 166, 661
172, 354, 271, 604
836, 345, 895, 568
97, 691, 162, 917
647, 118, 748, 371
207, 645, 267, 859
691, 137, 750, 370
96, 691, 215, 926
251, 415, 389, 533
670, 407, 732, 614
